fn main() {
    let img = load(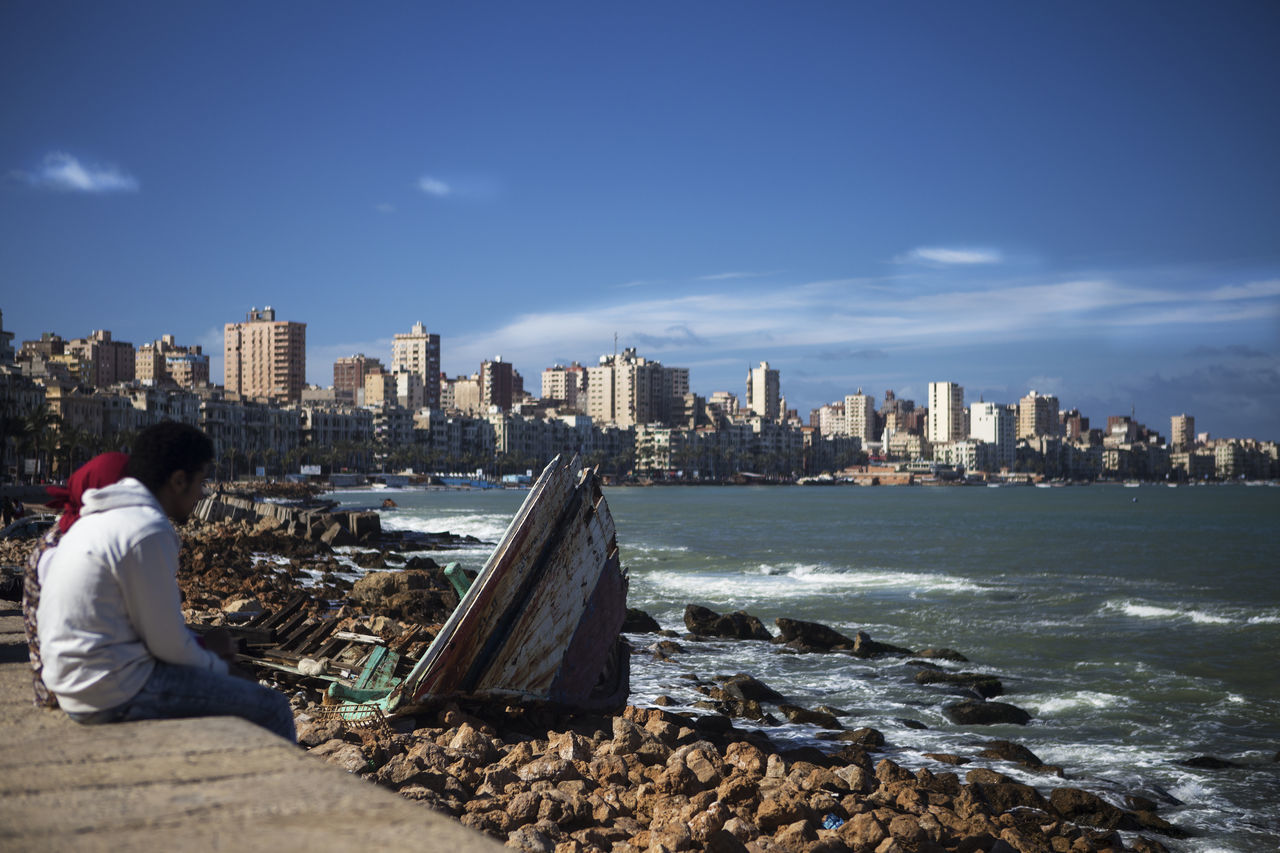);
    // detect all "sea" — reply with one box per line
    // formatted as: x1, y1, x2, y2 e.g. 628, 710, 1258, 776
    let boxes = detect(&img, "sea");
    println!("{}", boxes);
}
326, 482, 1280, 852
